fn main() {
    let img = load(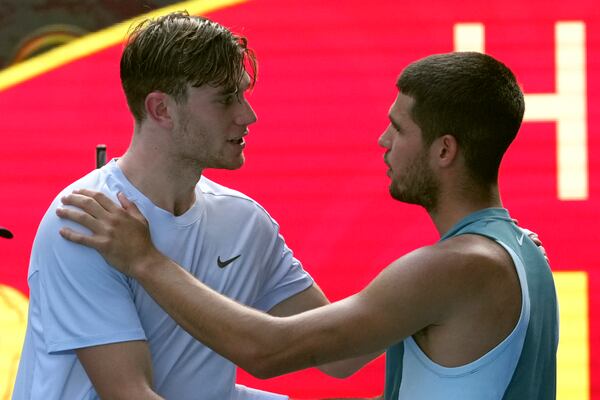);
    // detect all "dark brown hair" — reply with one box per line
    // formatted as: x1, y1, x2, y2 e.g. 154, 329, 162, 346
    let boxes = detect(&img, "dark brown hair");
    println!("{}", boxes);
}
397, 52, 525, 184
